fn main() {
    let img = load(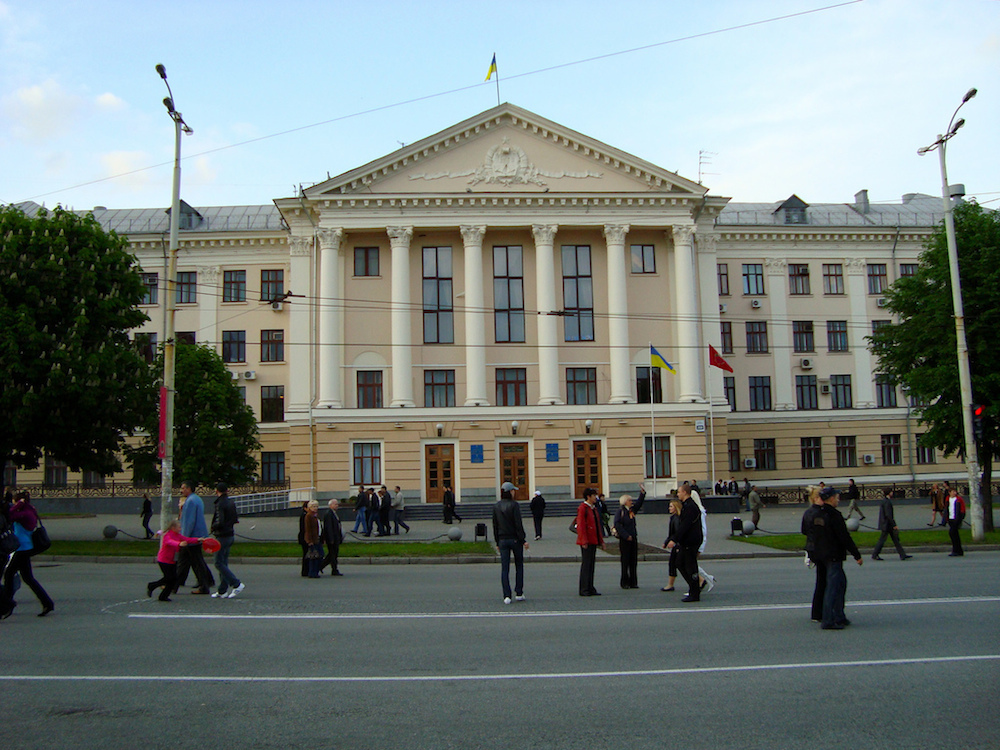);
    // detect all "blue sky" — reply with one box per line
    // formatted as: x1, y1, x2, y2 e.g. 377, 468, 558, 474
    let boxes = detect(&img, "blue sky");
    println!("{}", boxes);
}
1, 0, 997, 211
